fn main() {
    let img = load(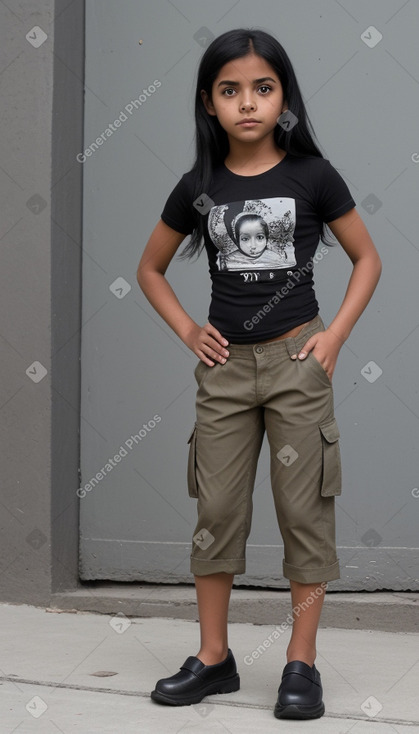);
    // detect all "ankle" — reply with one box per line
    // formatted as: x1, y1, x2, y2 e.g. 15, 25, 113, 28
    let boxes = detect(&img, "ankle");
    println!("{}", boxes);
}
196, 646, 229, 666
286, 645, 316, 668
